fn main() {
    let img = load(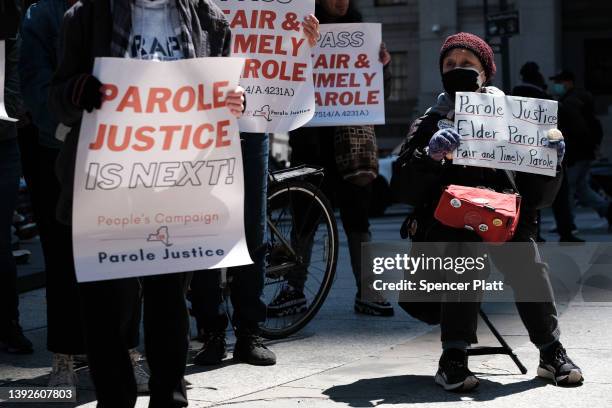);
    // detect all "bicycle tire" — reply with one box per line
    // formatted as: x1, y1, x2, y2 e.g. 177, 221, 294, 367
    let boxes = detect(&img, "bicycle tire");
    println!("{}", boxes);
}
260, 180, 338, 339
